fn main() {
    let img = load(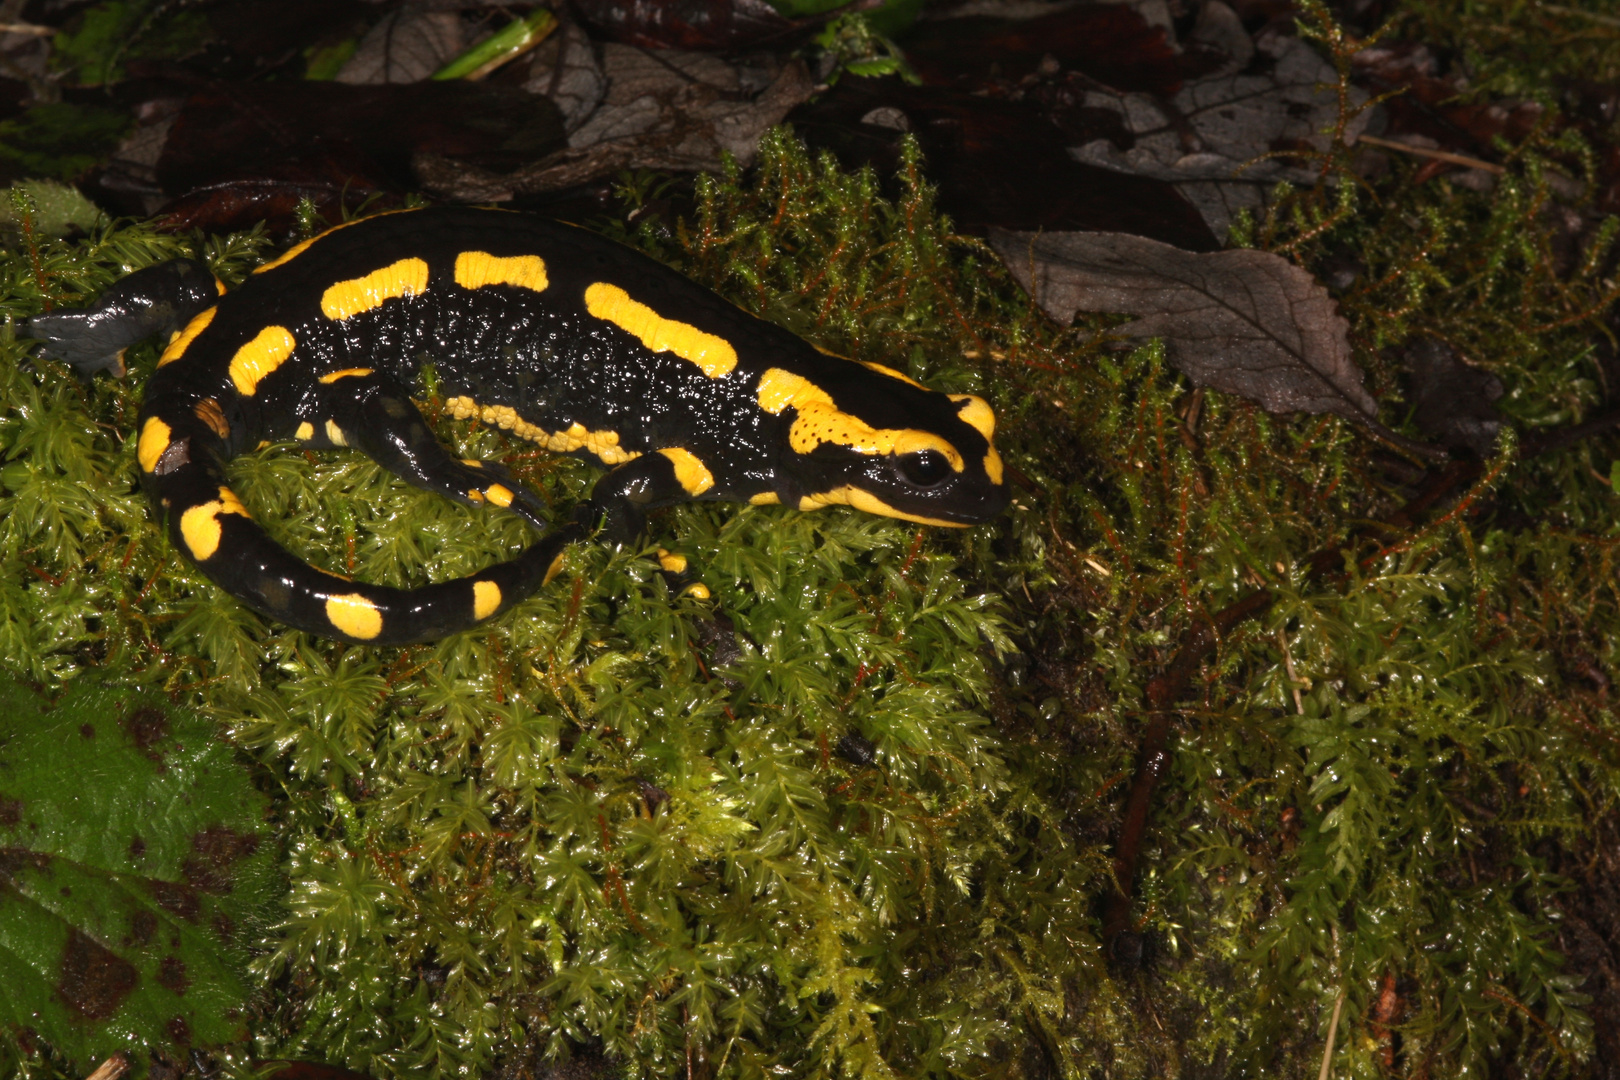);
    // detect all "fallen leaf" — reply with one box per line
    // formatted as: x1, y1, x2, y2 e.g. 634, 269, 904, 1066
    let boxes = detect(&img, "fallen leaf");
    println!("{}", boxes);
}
791, 77, 1218, 248
1070, 29, 1375, 240
333, 9, 465, 85
154, 81, 566, 198
572, 0, 798, 51
902, 2, 1211, 96
154, 166, 401, 238
520, 18, 608, 133
0, 675, 276, 1069
989, 227, 1378, 422
1403, 337, 1502, 457
419, 48, 812, 201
